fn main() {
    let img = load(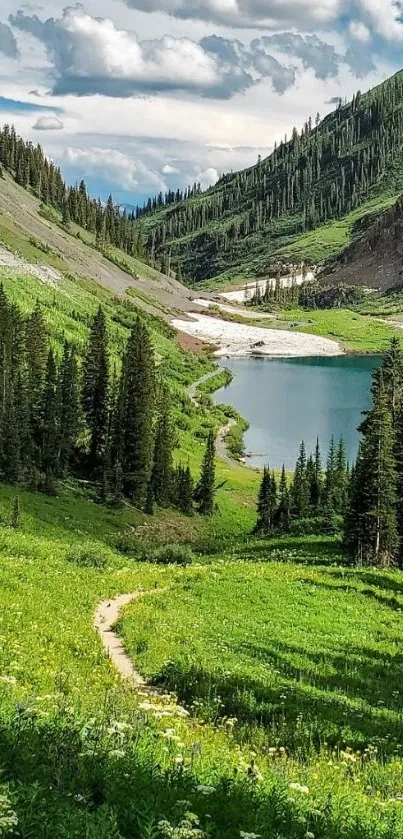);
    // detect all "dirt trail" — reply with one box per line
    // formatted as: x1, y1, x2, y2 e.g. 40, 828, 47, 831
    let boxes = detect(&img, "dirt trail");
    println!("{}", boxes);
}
187, 368, 225, 404
188, 370, 256, 470
94, 593, 150, 688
